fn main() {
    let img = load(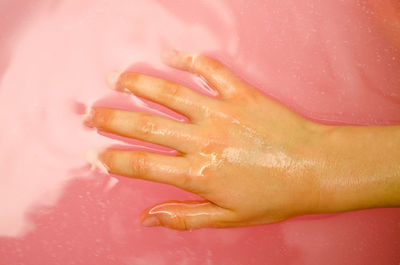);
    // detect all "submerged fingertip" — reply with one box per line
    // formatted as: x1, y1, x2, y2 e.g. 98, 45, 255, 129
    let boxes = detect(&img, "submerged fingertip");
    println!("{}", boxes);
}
86, 147, 110, 175
161, 49, 201, 72
161, 48, 178, 63
106, 71, 122, 89
80, 105, 95, 126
